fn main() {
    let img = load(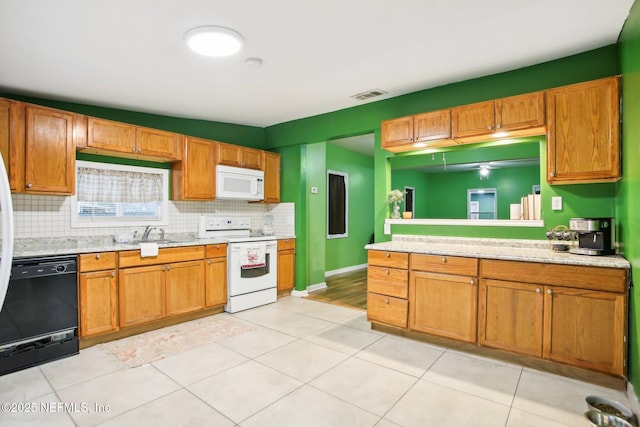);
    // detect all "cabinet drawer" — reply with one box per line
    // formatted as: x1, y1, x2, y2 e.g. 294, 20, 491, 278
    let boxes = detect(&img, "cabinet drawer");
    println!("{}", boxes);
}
278, 238, 296, 251
119, 245, 205, 268
367, 292, 408, 328
79, 252, 117, 272
368, 250, 409, 269
480, 259, 628, 293
205, 243, 228, 258
367, 266, 408, 298
411, 254, 478, 276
